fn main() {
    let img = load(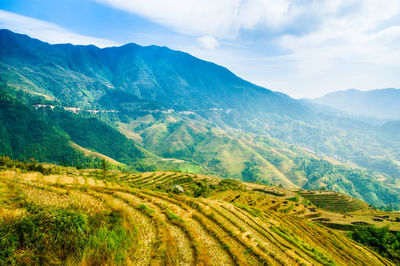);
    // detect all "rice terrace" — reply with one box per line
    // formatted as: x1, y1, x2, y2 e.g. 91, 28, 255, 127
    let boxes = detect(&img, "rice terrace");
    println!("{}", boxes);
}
1, 158, 399, 265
